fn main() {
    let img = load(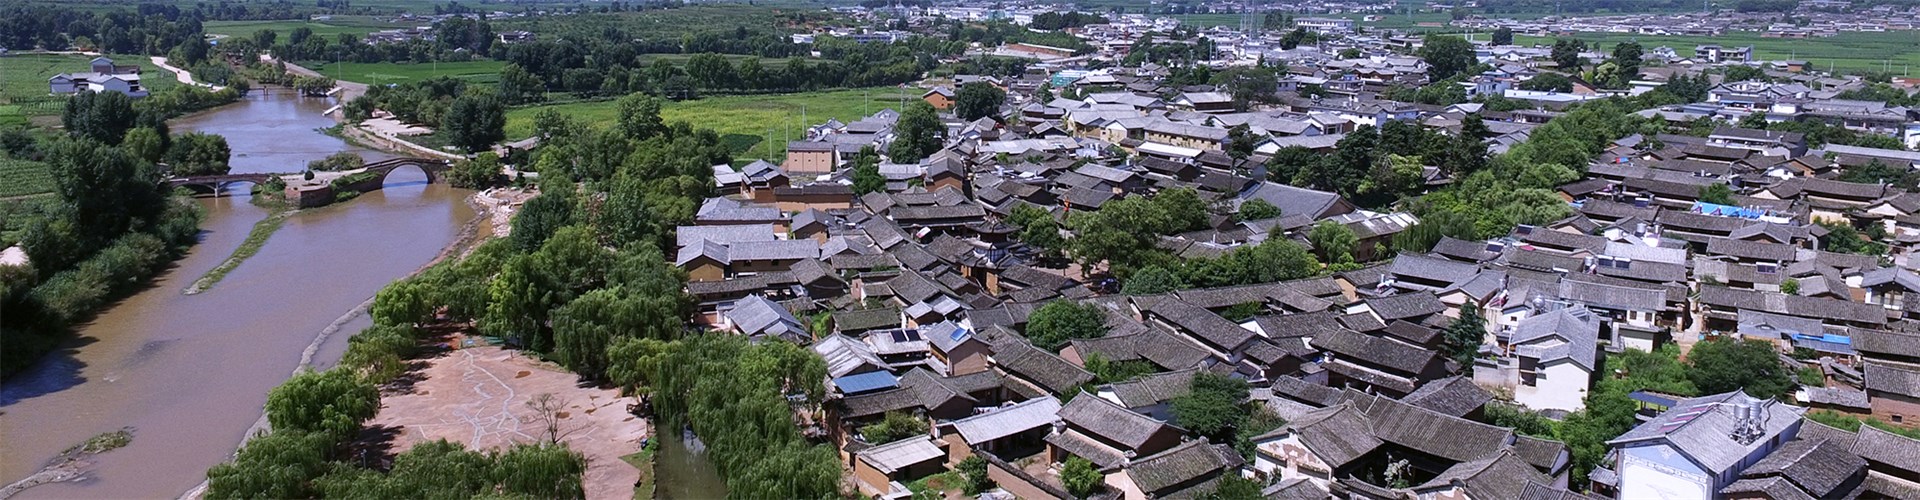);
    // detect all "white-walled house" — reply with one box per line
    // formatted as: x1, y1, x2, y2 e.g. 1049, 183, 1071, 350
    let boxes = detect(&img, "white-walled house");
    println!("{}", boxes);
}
48, 57, 148, 98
